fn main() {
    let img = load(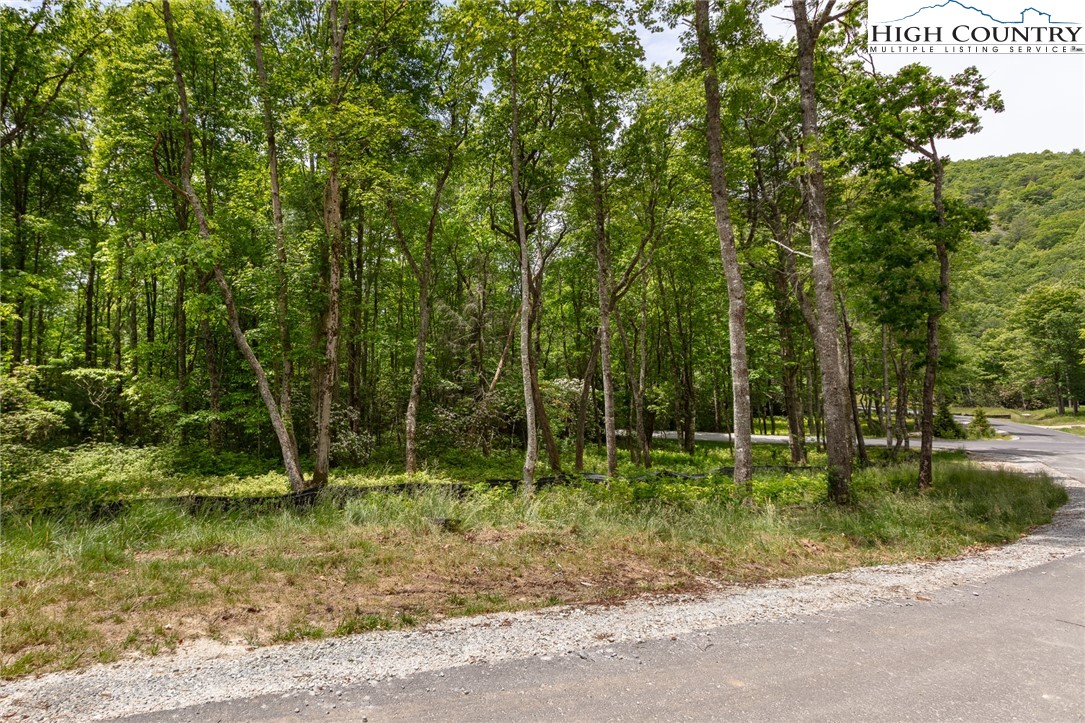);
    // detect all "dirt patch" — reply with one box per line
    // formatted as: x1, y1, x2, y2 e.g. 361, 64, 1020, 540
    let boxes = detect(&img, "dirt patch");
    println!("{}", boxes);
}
3, 534, 747, 676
